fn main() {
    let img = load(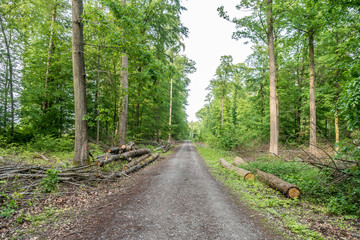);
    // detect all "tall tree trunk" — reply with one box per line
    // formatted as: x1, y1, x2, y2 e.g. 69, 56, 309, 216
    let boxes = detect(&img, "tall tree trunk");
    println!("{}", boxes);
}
221, 86, 224, 129
43, 1, 57, 113
72, 0, 89, 165
119, 54, 128, 146
296, 56, 305, 140
0, 15, 14, 140
308, 30, 317, 155
119, 0, 128, 146
335, 111, 340, 151
168, 78, 173, 142
267, 0, 279, 156
96, 46, 100, 143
